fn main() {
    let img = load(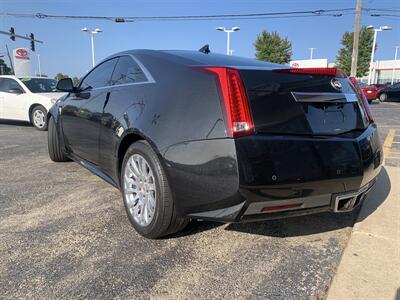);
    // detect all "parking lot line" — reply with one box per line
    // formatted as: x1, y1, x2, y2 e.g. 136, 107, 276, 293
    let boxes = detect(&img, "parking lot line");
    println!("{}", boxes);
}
383, 129, 395, 163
